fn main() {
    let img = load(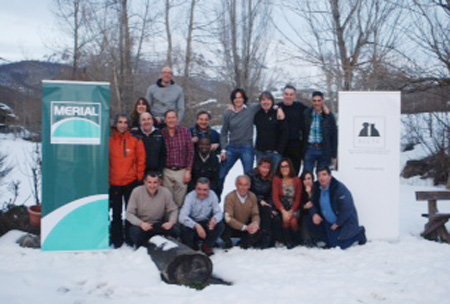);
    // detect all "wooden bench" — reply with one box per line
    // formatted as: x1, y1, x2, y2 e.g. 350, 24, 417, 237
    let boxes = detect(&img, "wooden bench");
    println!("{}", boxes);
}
416, 191, 450, 243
